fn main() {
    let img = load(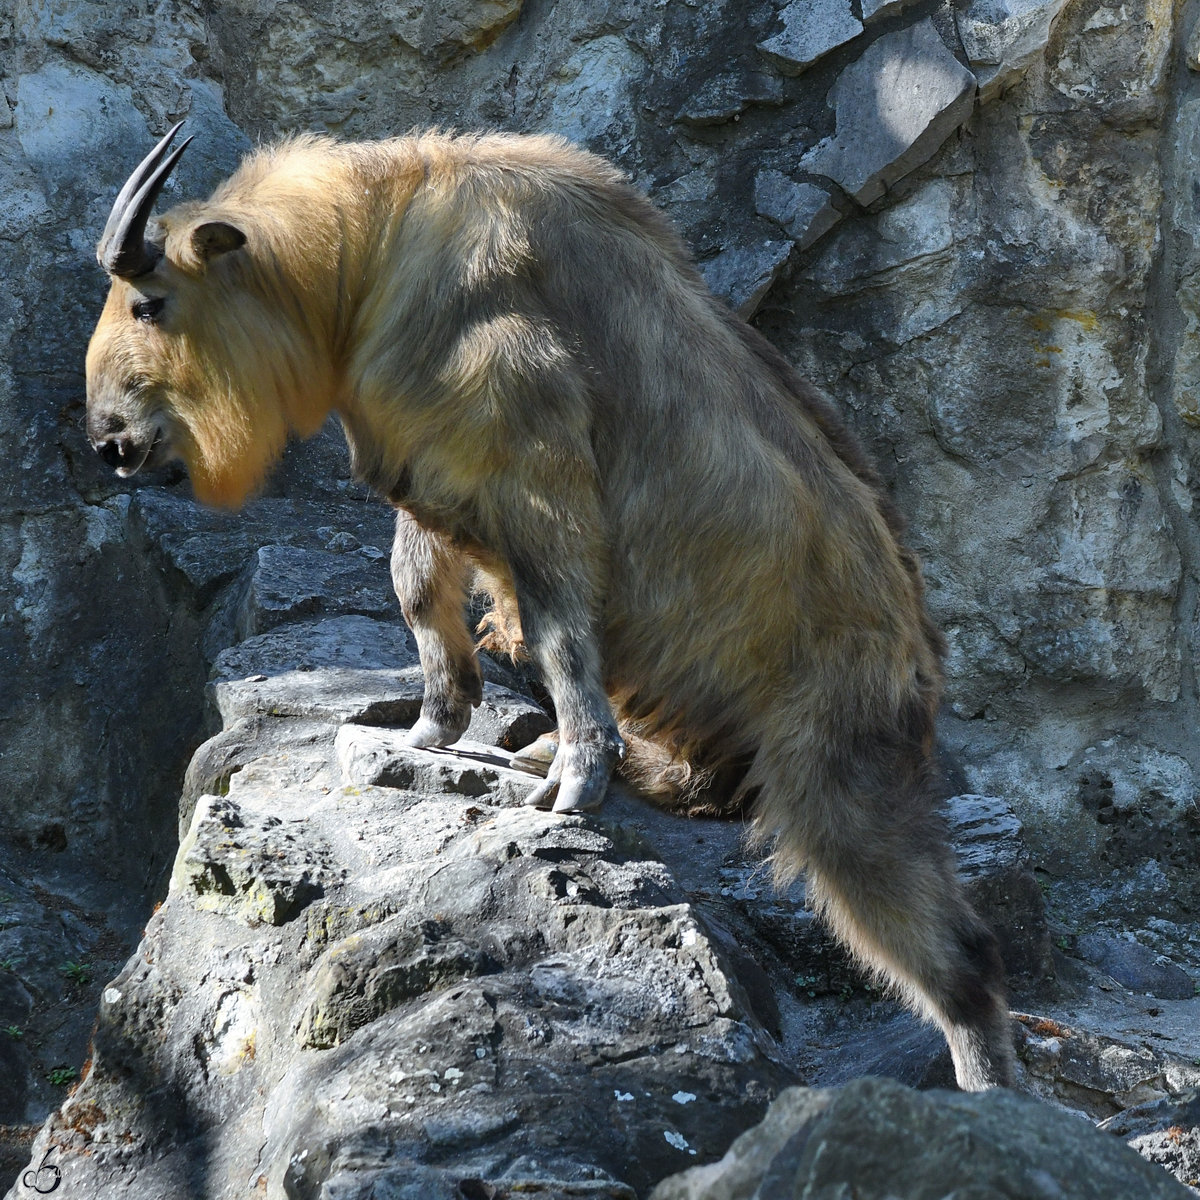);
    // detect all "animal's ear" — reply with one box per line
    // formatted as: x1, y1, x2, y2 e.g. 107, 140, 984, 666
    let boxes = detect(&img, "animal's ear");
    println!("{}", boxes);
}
190, 221, 246, 262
